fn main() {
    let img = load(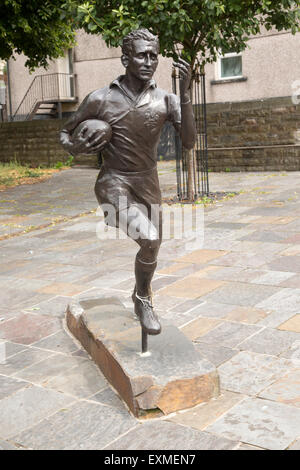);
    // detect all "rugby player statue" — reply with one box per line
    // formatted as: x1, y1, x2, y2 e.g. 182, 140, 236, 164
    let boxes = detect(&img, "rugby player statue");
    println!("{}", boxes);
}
60, 29, 196, 352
